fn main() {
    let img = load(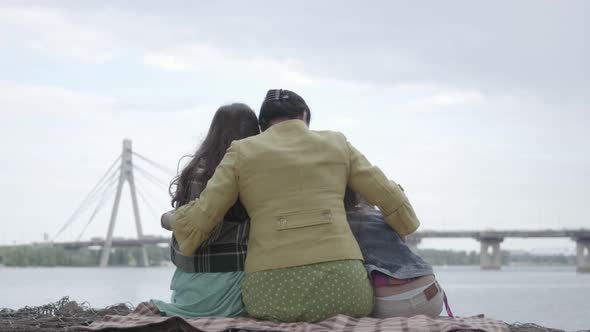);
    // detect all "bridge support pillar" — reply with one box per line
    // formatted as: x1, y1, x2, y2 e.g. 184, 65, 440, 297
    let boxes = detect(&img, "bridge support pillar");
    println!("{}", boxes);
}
576, 238, 590, 273
99, 139, 149, 268
479, 237, 503, 270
